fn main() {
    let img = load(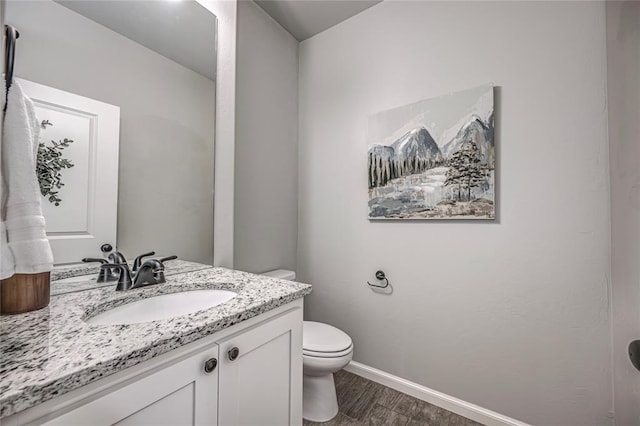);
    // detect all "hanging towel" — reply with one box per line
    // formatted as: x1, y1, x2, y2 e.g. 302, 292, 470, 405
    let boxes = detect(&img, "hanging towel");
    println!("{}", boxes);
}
1, 81, 53, 280
0, 83, 13, 278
